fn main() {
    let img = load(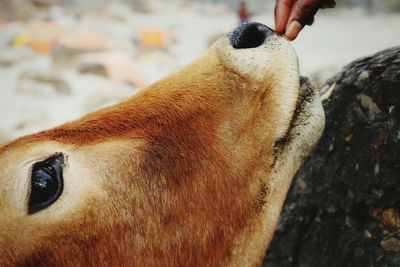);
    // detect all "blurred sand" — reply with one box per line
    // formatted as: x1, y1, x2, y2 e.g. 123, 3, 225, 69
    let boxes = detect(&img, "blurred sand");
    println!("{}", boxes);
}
0, 2, 399, 141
